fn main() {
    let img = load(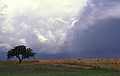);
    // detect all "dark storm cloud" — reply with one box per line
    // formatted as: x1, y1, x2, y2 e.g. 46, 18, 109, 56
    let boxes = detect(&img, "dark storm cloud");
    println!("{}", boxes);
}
66, 0, 120, 58
69, 18, 120, 52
